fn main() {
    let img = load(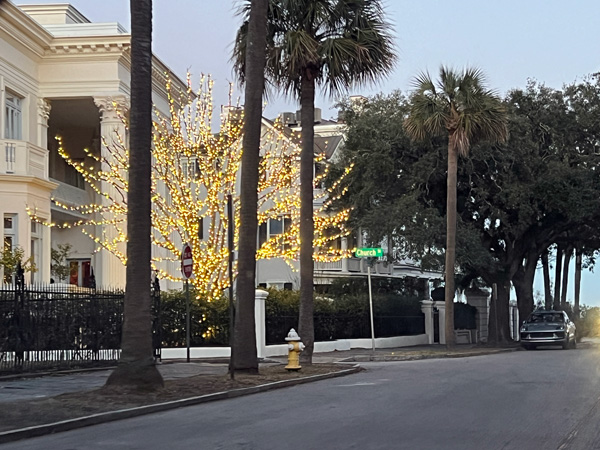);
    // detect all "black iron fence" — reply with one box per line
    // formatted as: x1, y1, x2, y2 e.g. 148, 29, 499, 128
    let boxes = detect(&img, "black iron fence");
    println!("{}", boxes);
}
1, 277, 429, 373
0, 277, 162, 374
